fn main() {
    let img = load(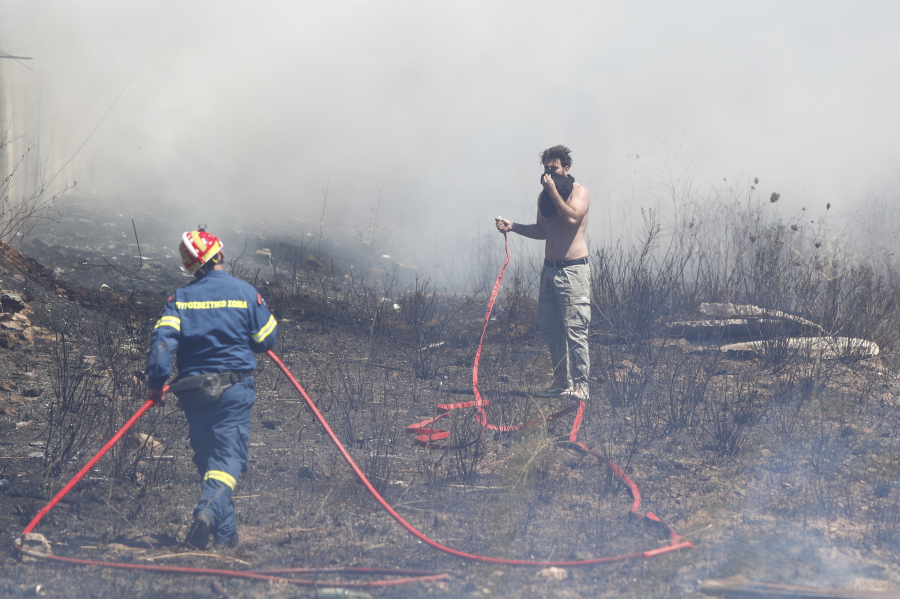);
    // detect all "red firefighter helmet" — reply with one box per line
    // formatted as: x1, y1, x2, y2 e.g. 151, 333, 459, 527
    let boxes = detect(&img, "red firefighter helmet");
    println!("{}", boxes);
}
179, 229, 224, 274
